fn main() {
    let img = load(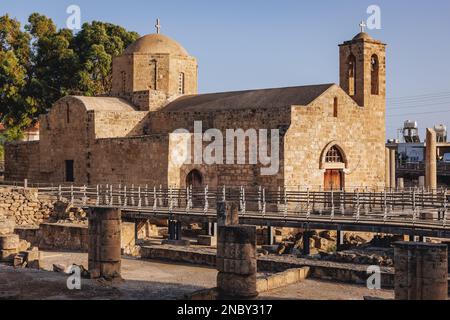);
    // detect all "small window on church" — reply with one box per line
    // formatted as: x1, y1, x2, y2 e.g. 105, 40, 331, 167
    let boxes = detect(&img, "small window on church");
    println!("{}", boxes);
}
333, 97, 338, 117
325, 146, 344, 163
348, 54, 356, 96
65, 160, 74, 182
371, 55, 379, 95
151, 59, 157, 90
178, 72, 185, 95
